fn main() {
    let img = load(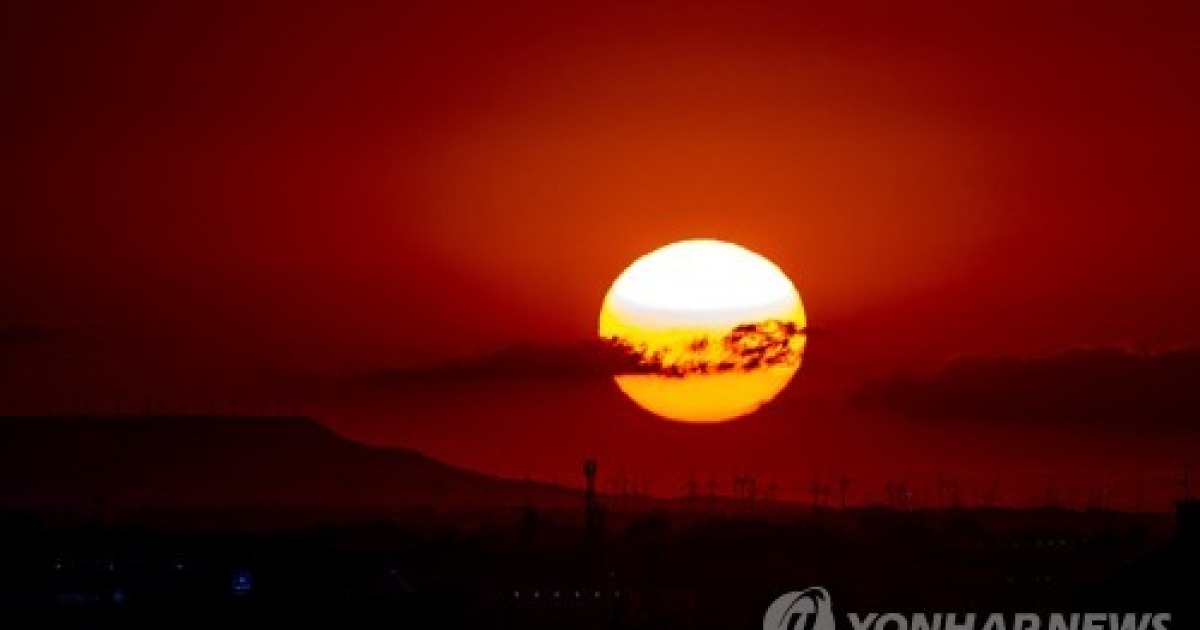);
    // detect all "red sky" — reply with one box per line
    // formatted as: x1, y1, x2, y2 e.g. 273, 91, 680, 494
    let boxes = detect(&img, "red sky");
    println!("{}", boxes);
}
2, 1, 1199, 504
